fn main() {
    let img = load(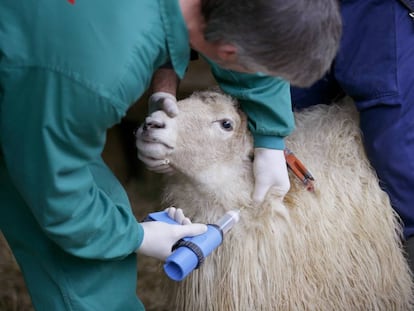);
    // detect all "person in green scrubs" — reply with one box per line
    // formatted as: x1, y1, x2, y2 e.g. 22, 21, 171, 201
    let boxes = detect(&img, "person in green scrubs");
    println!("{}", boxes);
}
0, 0, 341, 310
